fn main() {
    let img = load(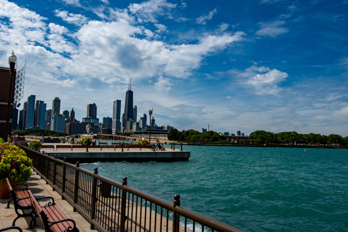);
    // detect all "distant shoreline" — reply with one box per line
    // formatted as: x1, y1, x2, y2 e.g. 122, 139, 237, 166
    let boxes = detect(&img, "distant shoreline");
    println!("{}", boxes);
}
171, 142, 347, 149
